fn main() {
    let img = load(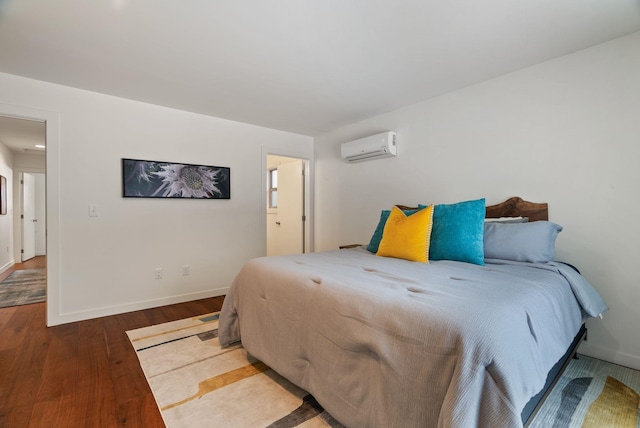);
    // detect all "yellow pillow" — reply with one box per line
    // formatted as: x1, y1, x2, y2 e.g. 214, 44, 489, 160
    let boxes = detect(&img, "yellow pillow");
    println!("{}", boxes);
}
377, 205, 434, 263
